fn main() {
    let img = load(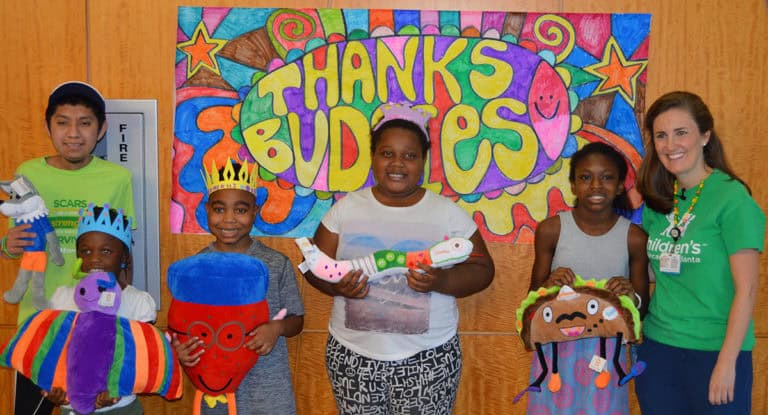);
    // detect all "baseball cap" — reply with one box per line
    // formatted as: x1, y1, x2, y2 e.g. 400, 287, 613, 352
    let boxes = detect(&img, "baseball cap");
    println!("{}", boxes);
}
47, 81, 106, 115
